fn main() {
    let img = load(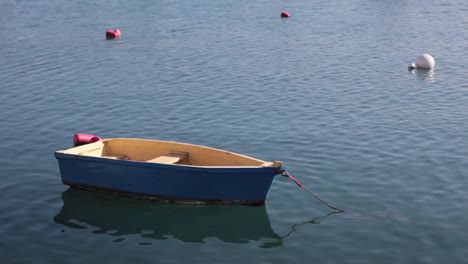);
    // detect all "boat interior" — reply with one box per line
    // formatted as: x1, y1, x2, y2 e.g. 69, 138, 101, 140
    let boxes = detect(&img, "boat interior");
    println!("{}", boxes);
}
57, 138, 281, 167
